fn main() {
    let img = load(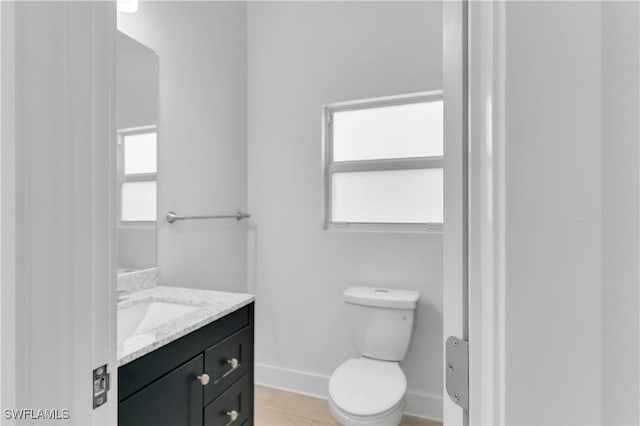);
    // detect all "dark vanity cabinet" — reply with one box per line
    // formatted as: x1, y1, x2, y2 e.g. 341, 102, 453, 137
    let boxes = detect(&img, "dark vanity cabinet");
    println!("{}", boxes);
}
118, 304, 254, 426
